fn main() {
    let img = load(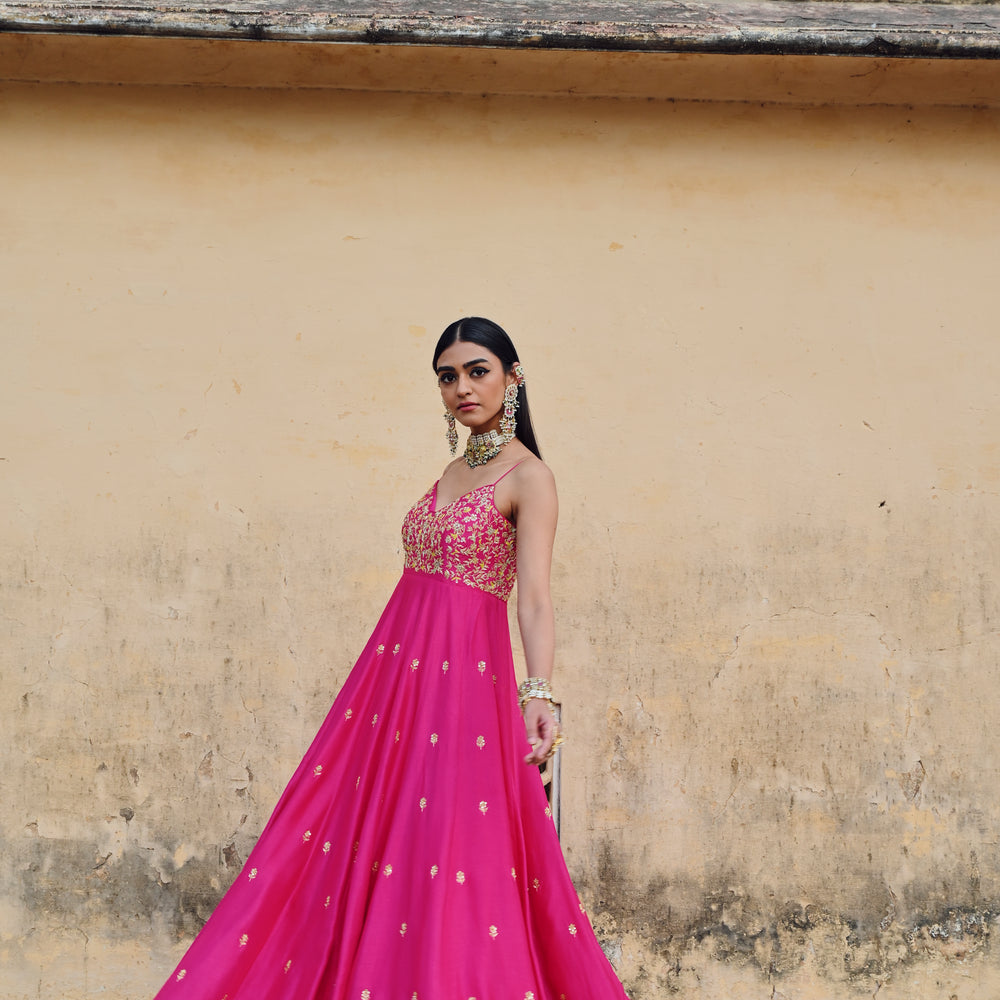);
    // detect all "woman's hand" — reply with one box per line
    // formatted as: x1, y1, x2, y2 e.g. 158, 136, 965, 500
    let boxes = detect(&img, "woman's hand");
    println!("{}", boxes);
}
523, 697, 558, 766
